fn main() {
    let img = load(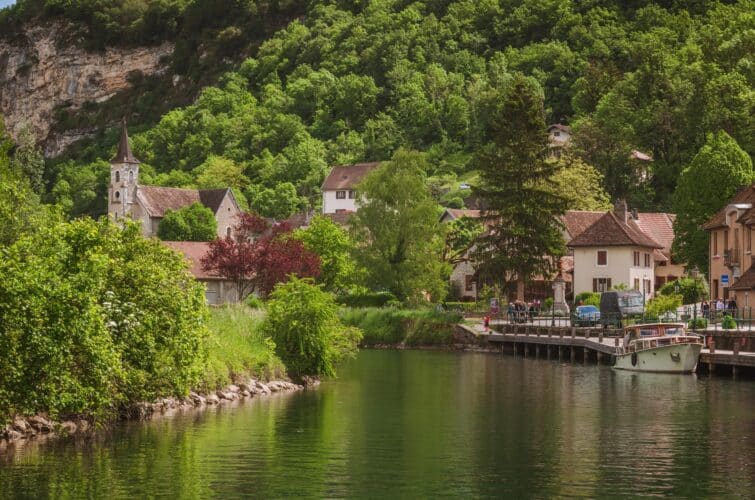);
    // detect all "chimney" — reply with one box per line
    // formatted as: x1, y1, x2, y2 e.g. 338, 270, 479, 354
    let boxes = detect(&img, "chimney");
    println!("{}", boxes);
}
614, 199, 628, 223
631, 208, 638, 220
